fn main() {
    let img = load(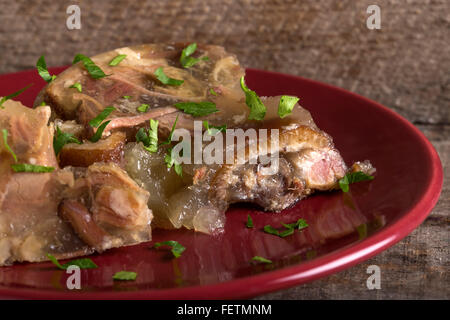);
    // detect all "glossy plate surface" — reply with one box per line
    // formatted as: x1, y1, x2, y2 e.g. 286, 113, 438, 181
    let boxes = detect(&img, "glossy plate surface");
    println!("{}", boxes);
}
0, 67, 443, 299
